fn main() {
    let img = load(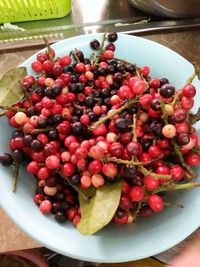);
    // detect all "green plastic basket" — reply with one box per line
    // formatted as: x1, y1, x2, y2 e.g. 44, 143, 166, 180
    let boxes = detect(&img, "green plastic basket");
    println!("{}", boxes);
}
0, 0, 71, 23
